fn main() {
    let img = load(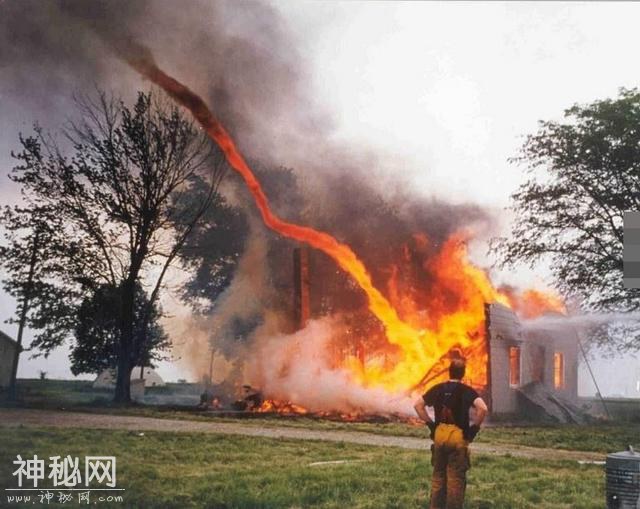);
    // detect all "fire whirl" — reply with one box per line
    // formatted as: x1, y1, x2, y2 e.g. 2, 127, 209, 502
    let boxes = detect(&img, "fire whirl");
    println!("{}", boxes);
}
121, 50, 565, 402
123, 53, 437, 391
